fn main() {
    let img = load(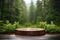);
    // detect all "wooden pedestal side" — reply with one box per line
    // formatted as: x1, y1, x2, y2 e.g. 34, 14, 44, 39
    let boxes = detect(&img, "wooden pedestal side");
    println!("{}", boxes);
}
15, 28, 45, 36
